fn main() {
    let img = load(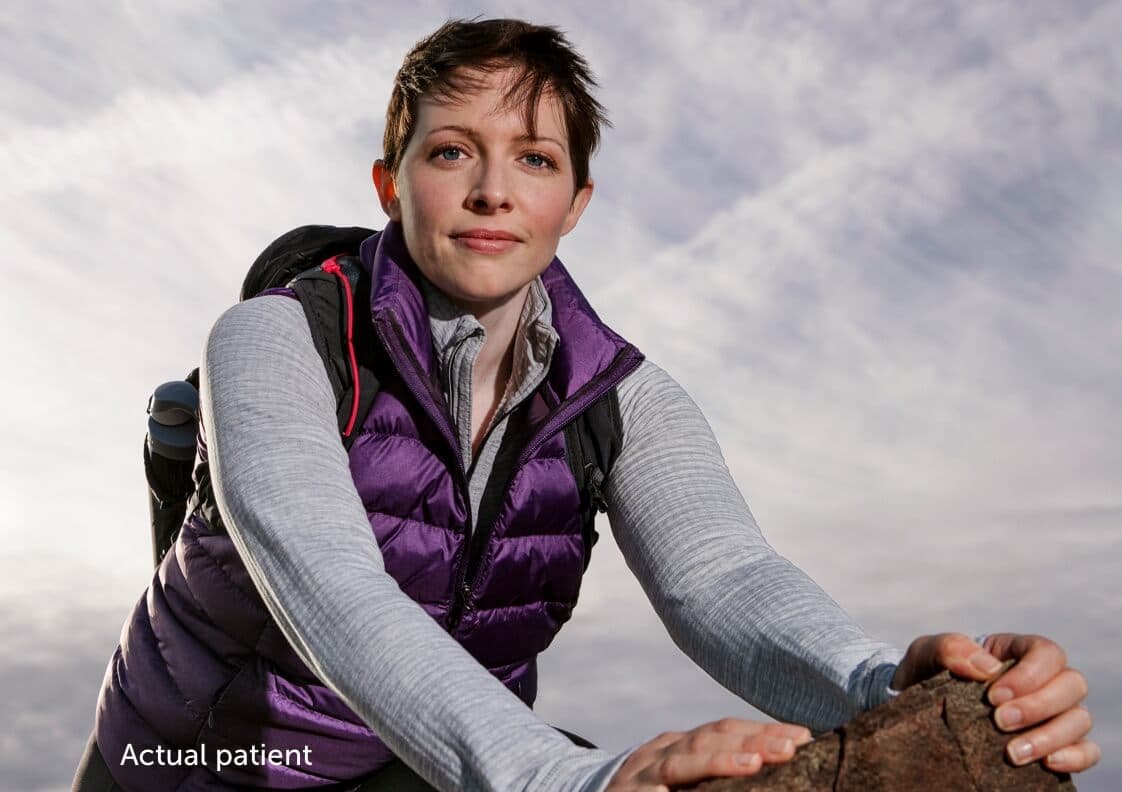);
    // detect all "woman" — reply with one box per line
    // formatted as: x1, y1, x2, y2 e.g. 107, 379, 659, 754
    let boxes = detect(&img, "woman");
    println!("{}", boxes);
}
74, 18, 1098, 791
